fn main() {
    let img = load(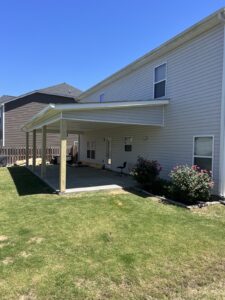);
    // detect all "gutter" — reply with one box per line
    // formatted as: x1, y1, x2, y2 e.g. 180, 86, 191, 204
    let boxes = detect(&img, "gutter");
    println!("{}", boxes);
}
21, 100, 170, 132
50, 99, 170, 111
20, 103, 56, 132
218, 9, 225, 23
